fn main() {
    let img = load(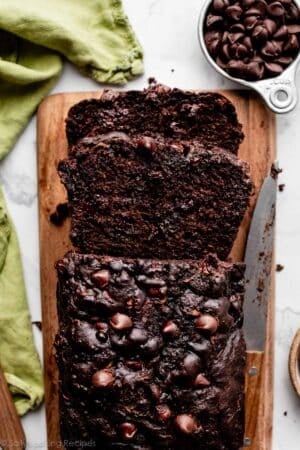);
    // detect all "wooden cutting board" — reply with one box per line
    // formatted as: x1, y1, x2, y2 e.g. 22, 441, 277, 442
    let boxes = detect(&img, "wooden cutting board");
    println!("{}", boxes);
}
37, 90, 276, 450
